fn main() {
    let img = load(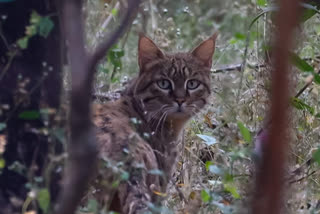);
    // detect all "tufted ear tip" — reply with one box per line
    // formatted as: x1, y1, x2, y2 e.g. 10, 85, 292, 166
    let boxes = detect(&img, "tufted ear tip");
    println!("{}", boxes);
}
191, 32, 218, 68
